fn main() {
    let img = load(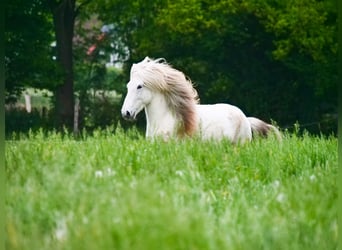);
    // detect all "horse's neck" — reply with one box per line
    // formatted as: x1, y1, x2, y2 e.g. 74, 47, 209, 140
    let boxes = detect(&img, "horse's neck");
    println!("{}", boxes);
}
144, 93, 178, 138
